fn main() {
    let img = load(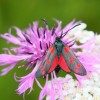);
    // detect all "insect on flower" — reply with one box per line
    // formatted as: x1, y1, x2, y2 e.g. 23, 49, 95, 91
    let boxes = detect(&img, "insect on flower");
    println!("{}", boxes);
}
0, 19, 92, 98
36, 23, 87, 78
